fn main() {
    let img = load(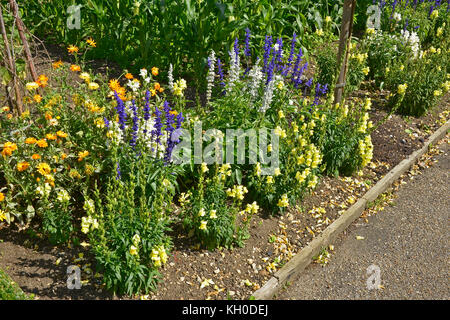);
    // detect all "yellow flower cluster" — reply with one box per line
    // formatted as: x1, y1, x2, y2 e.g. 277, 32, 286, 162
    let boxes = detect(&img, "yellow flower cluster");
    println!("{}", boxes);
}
218, 163, 231, 181
277, 194, 289, 208
173, 79, 187, 96
226, 185, 248, 200
151, 245, 168, 267
81, 215, 99, 234
358, 135, 373, 168
240, 201, 259, 216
